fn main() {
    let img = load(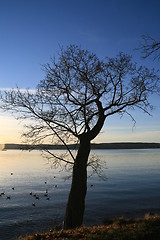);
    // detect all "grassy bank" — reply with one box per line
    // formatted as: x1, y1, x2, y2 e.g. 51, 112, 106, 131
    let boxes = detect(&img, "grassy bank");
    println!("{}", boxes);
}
18, 214, 160, 240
